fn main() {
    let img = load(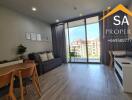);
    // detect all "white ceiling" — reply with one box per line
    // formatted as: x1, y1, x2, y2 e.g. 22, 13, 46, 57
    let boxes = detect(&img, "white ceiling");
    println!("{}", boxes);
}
0, 0, 131, 24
